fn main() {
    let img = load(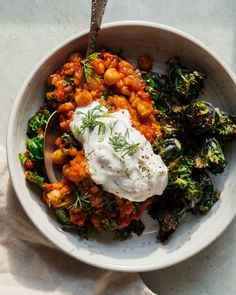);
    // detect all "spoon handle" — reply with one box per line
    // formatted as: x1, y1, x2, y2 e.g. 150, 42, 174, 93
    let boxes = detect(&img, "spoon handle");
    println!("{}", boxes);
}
86, 0, 108, 57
